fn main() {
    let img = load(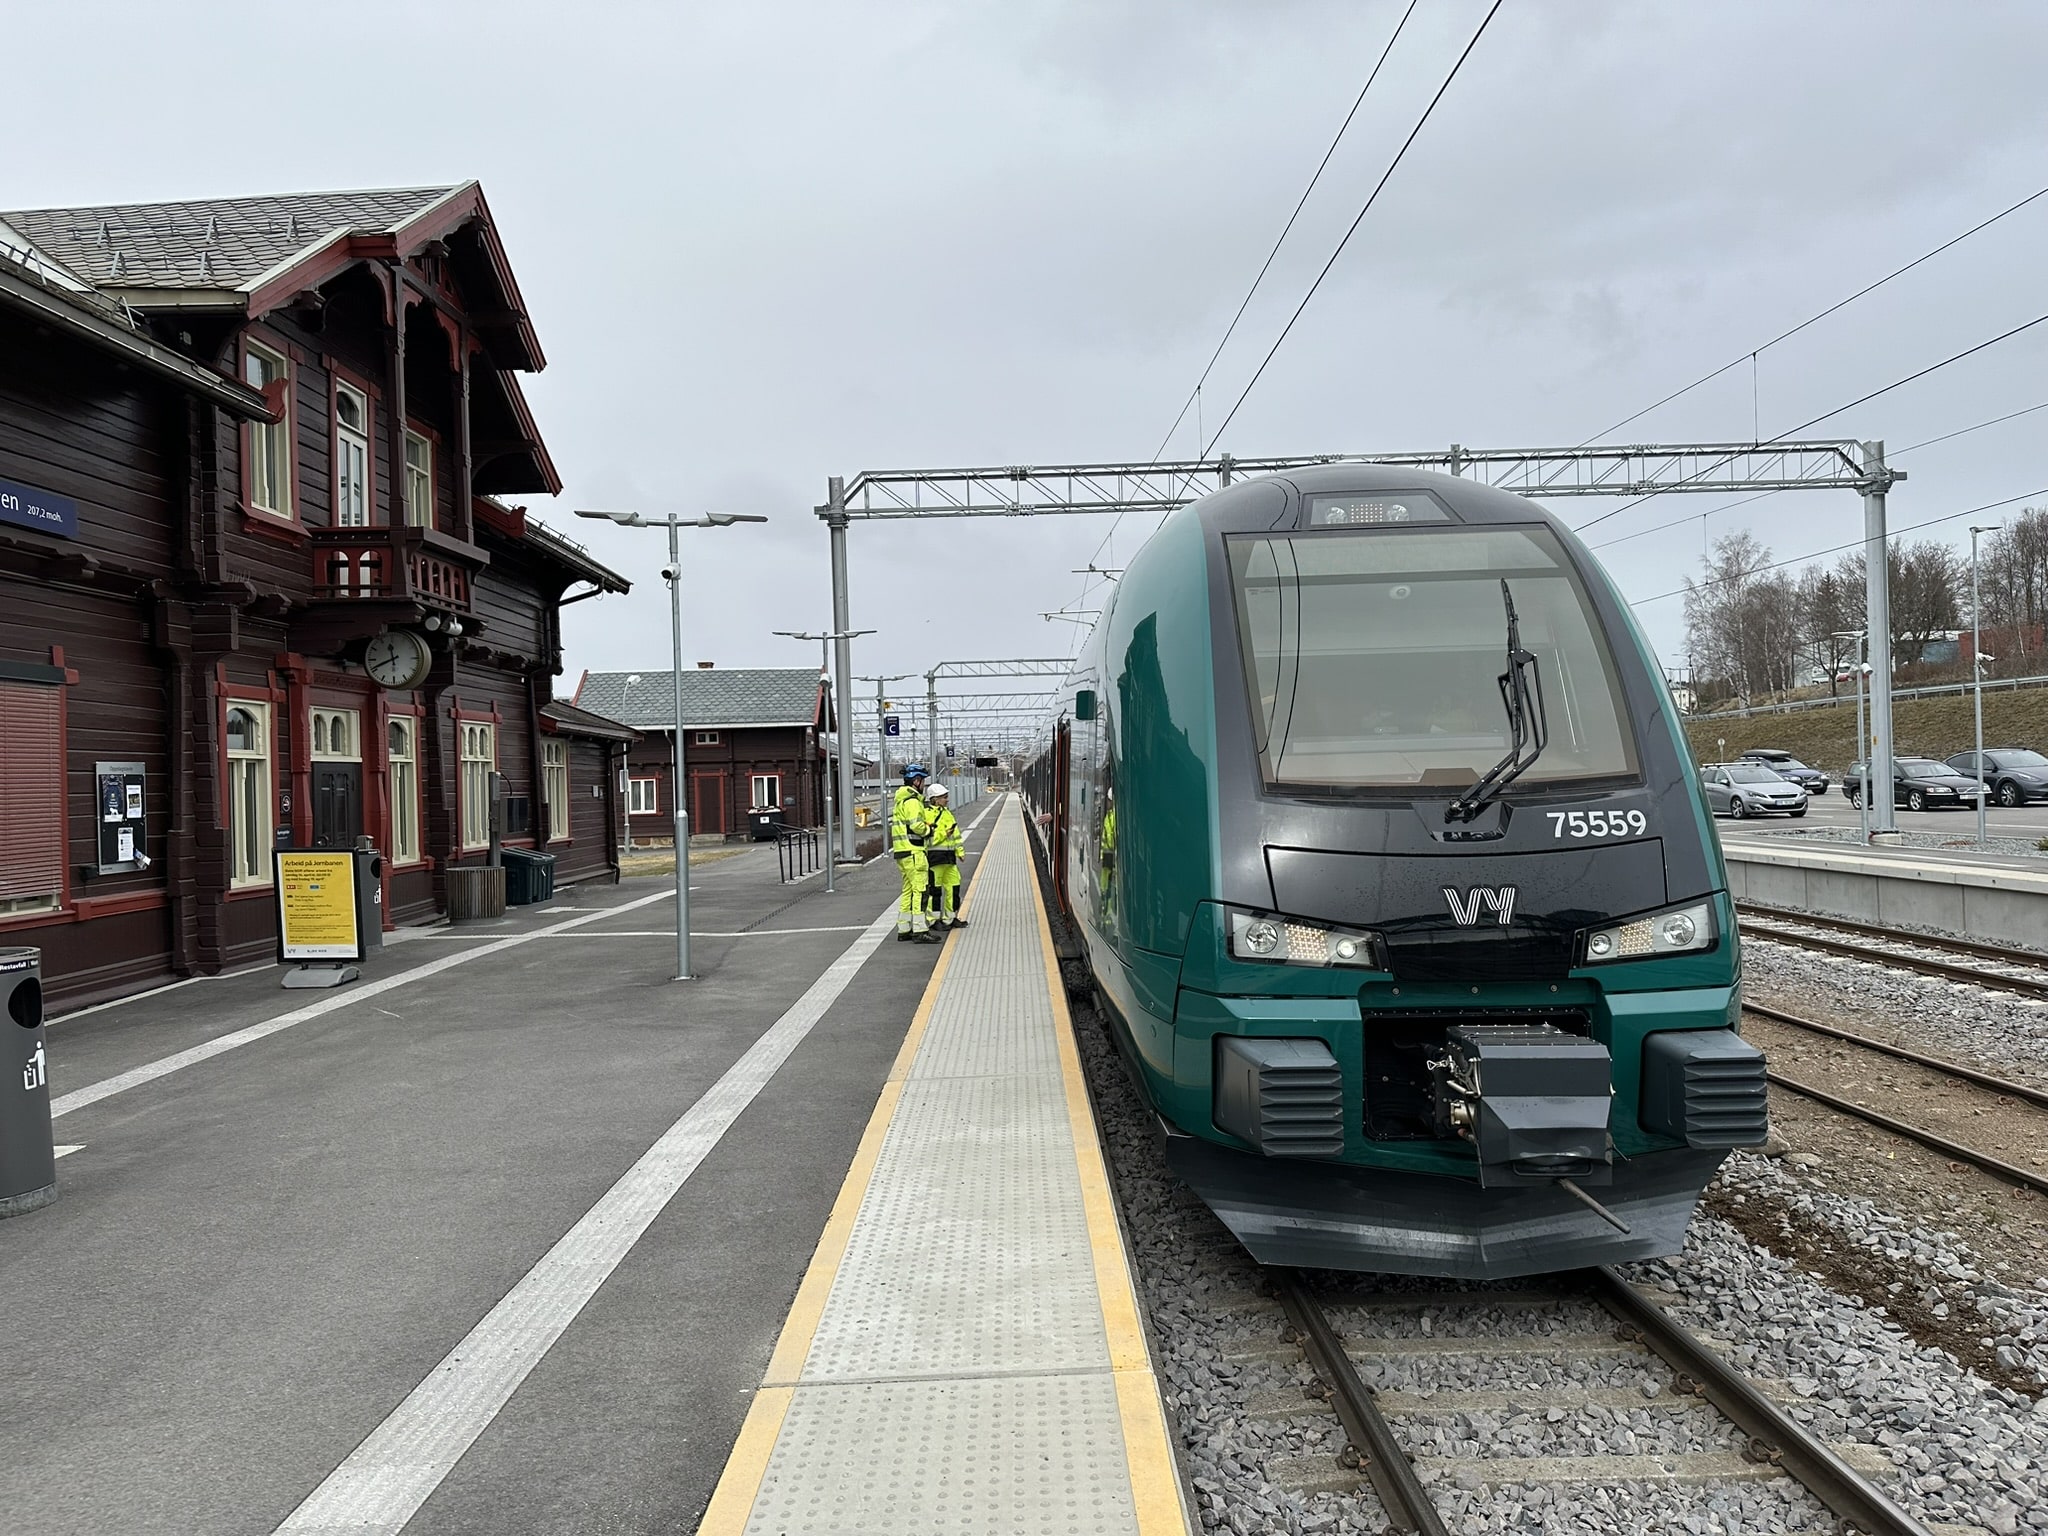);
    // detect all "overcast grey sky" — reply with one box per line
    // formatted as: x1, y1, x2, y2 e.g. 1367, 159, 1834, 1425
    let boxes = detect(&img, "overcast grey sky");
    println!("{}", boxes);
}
14, 1, 2048, 730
